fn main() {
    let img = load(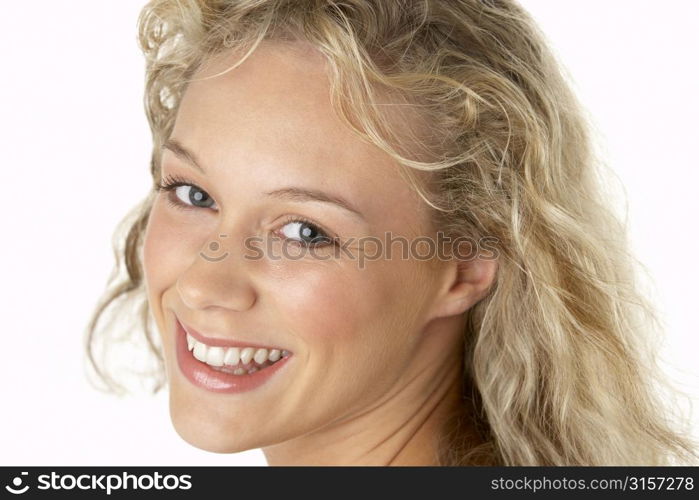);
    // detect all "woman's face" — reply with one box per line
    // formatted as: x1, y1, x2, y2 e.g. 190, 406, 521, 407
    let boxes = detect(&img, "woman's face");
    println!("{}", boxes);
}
143, 41, 455, 454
